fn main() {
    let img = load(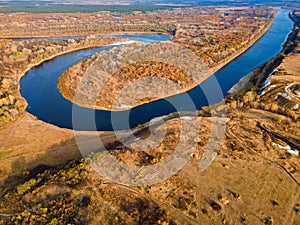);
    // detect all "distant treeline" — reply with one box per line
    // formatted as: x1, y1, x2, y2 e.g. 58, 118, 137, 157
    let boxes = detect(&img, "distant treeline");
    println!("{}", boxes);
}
0, 0, 297, 14
0, 2, 185, 14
